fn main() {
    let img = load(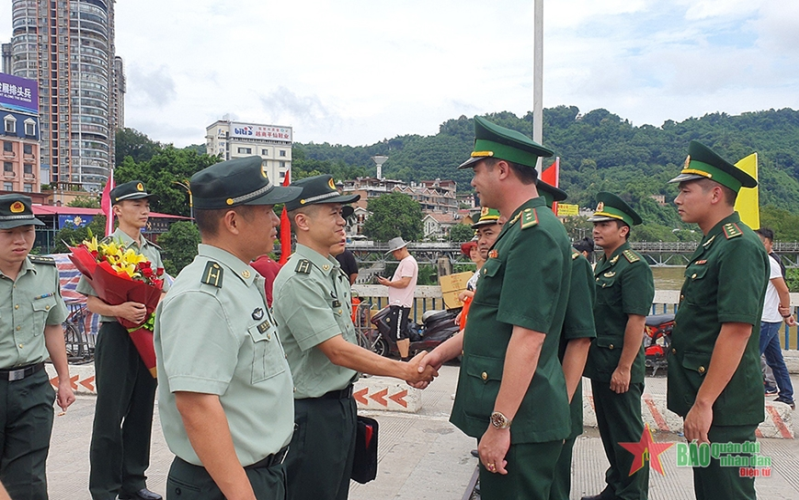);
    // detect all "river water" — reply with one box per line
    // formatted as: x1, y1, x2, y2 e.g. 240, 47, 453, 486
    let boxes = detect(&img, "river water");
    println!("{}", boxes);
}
652, 266, 685, 291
